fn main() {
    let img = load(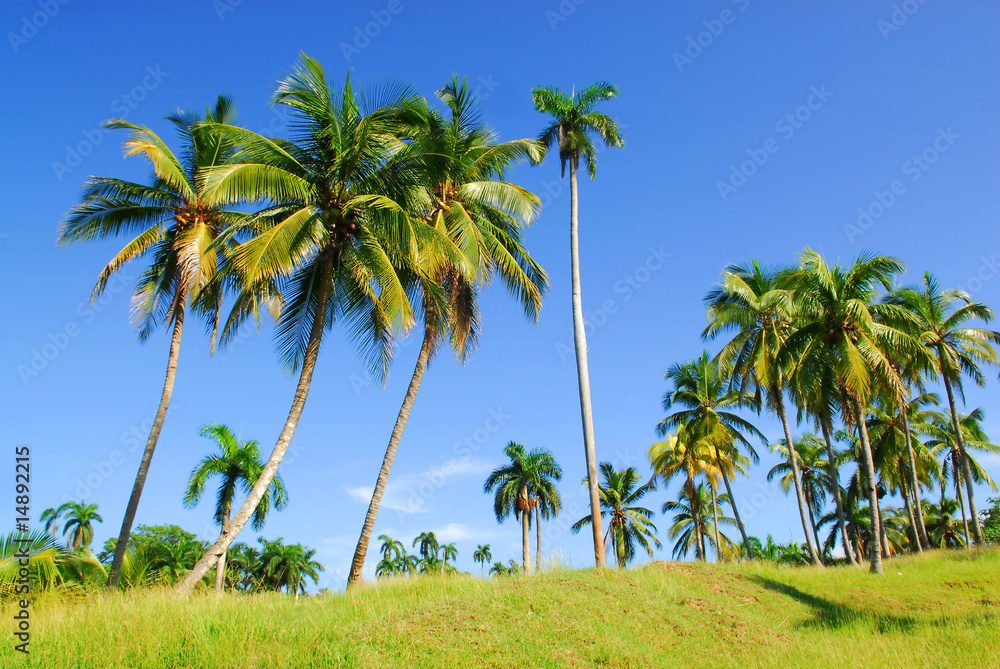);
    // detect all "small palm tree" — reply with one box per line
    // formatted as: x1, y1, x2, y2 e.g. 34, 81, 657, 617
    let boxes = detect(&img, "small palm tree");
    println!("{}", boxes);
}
60, 502, 102, 551
259, 537, 324, 599
59, 97, 243, 588
439, 542, 458, 574
531, 81, 624, 569
39, 507, 65, 542
473, 544, 492, 577
484, 442, 562, 574
572, 463, 661, 568
183, 423, 288, 592
664, 482, 738, 561
768, 434, 832, 556
886, 272, 1000, 545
